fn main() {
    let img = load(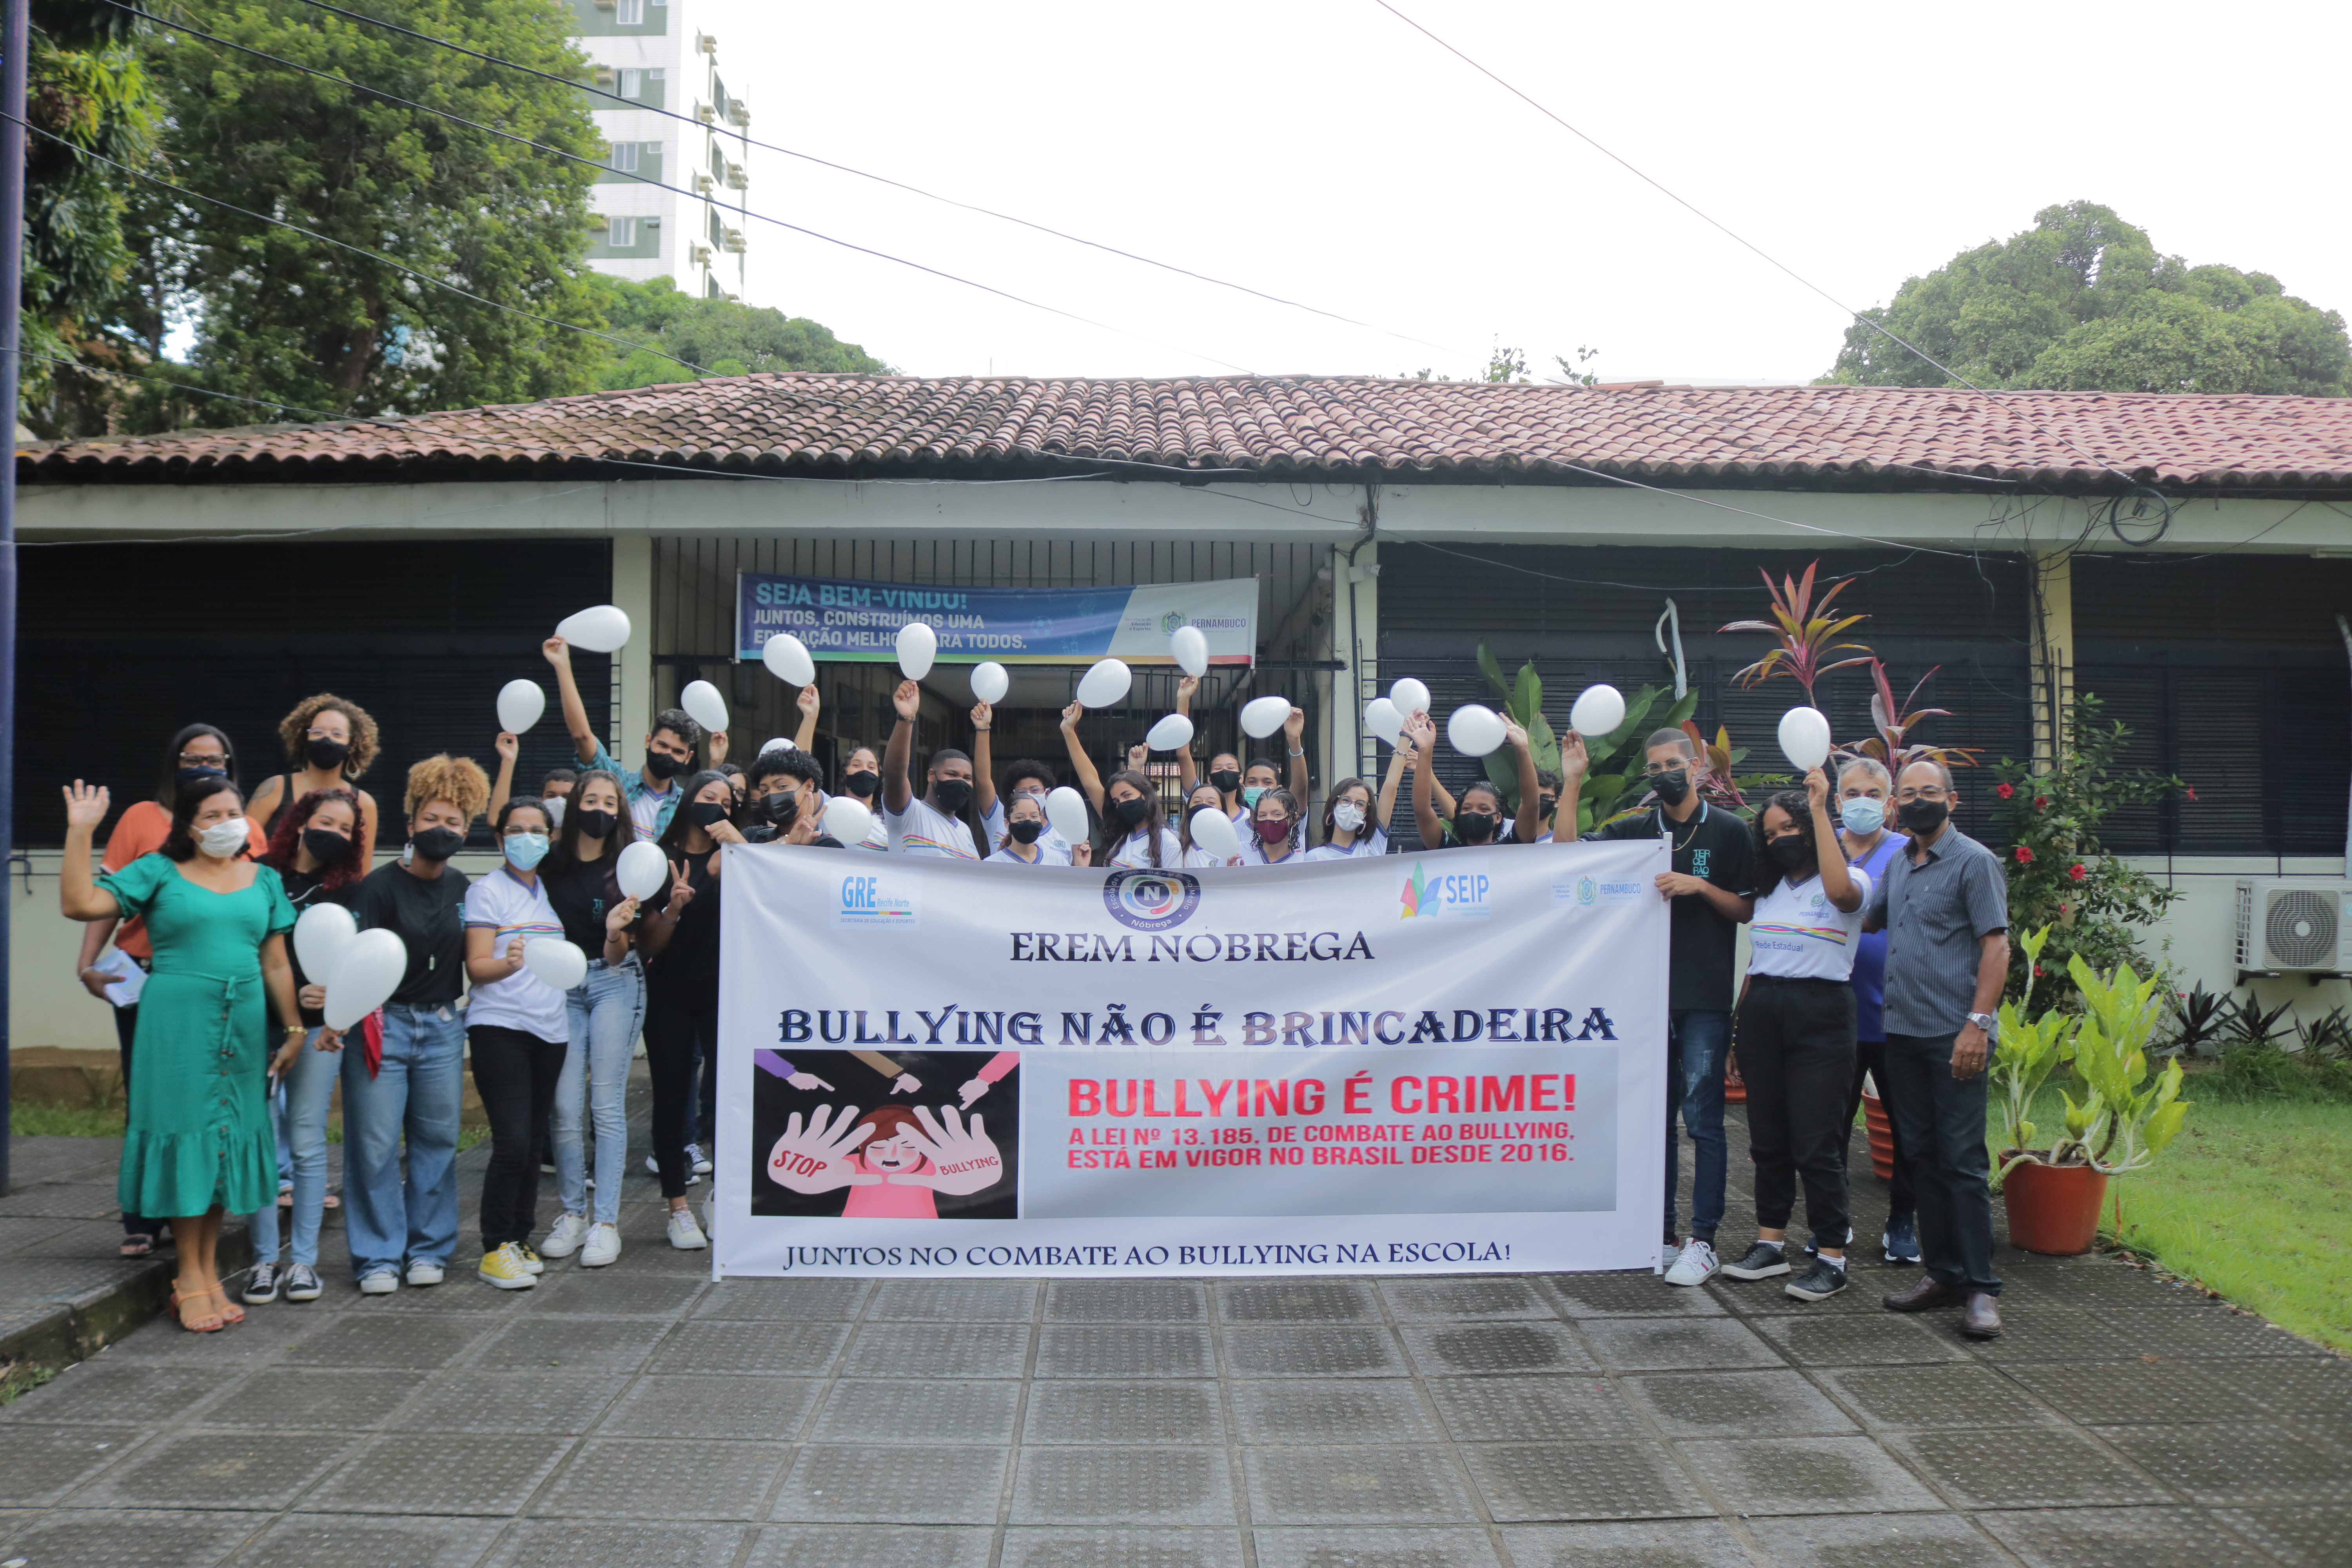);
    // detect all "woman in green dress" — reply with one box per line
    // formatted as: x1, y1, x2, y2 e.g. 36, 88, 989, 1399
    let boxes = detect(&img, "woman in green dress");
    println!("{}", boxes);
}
62, 776, 302, 1332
